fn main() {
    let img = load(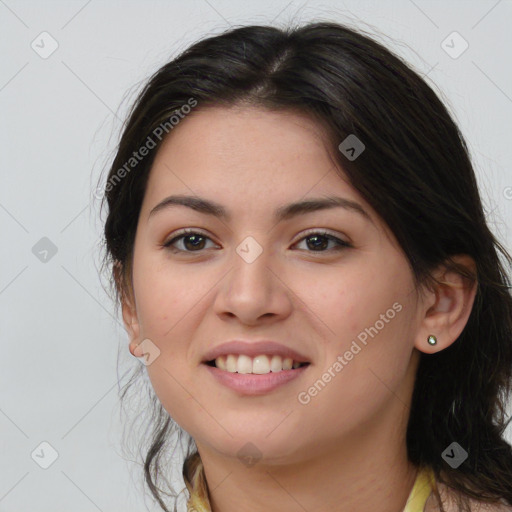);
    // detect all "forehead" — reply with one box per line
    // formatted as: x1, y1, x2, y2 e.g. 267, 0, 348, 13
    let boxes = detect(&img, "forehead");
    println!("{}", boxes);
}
157, 105, 332, 169
147, 106, 347, 196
